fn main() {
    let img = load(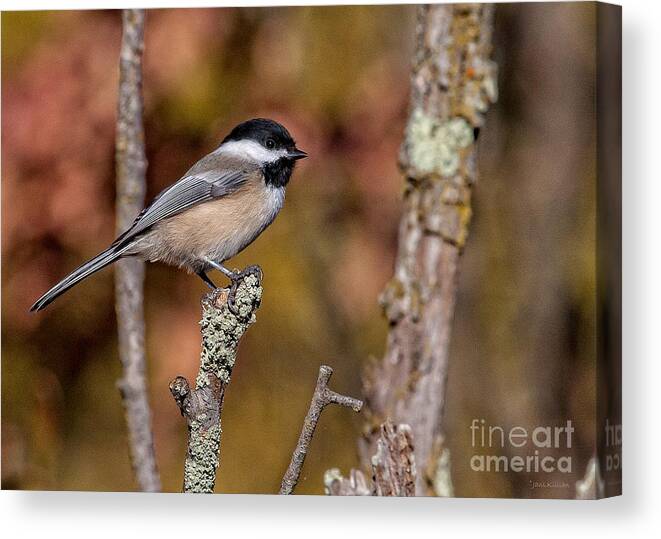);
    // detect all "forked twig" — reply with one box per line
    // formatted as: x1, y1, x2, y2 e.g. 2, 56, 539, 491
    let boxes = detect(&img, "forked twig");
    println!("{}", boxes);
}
279, 365, 363, 495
